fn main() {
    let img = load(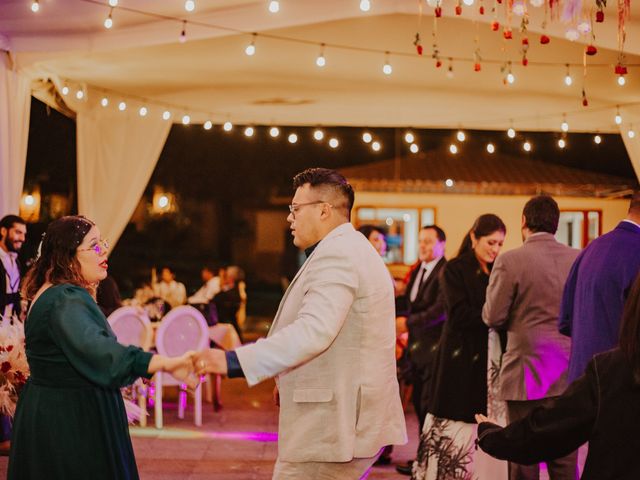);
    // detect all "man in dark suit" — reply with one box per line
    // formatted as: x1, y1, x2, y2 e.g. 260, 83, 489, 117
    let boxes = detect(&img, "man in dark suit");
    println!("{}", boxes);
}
560, 191, 640, 382
395, 225, 447, 475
